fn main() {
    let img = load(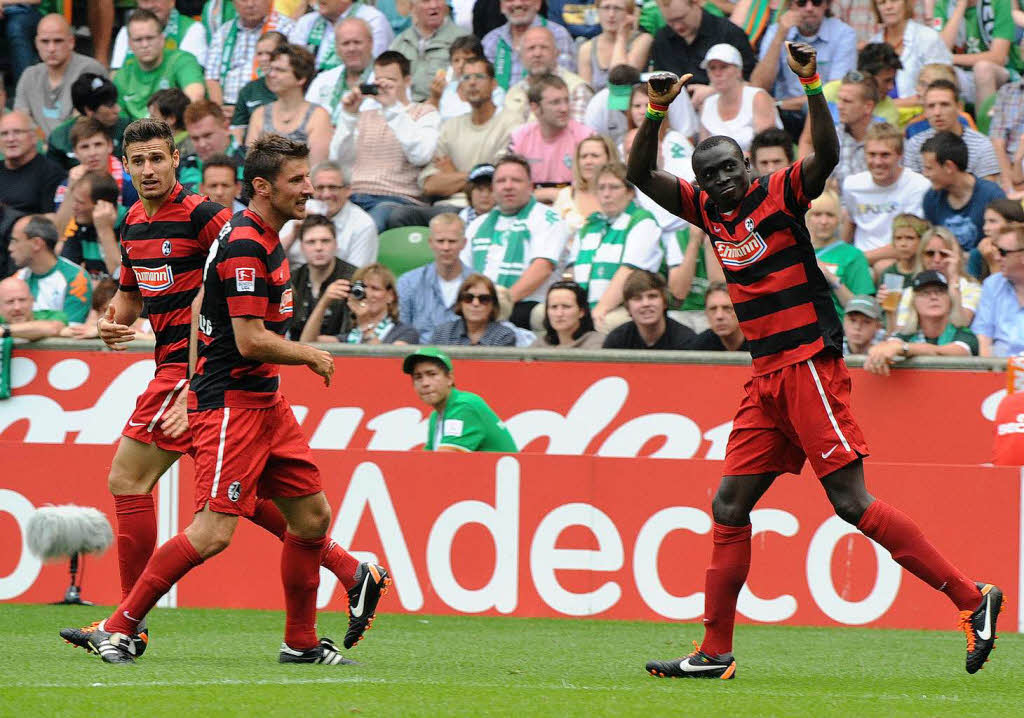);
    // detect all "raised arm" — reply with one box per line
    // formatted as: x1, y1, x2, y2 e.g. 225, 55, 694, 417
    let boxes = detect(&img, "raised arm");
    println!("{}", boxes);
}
787, 42, 838, 200
626, 72, 692, 218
